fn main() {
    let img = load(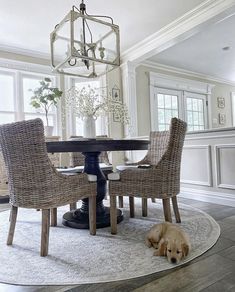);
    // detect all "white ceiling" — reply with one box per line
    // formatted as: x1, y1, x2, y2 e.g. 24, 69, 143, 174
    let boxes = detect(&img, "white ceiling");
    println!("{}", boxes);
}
148, 13, 235, 83
0, 0, 204, 55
